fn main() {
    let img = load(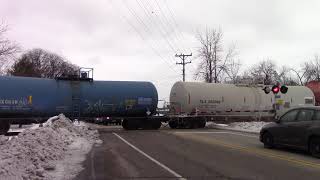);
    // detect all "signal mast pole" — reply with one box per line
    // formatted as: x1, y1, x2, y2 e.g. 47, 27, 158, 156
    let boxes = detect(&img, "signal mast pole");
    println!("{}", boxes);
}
175, 53, 192, 82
